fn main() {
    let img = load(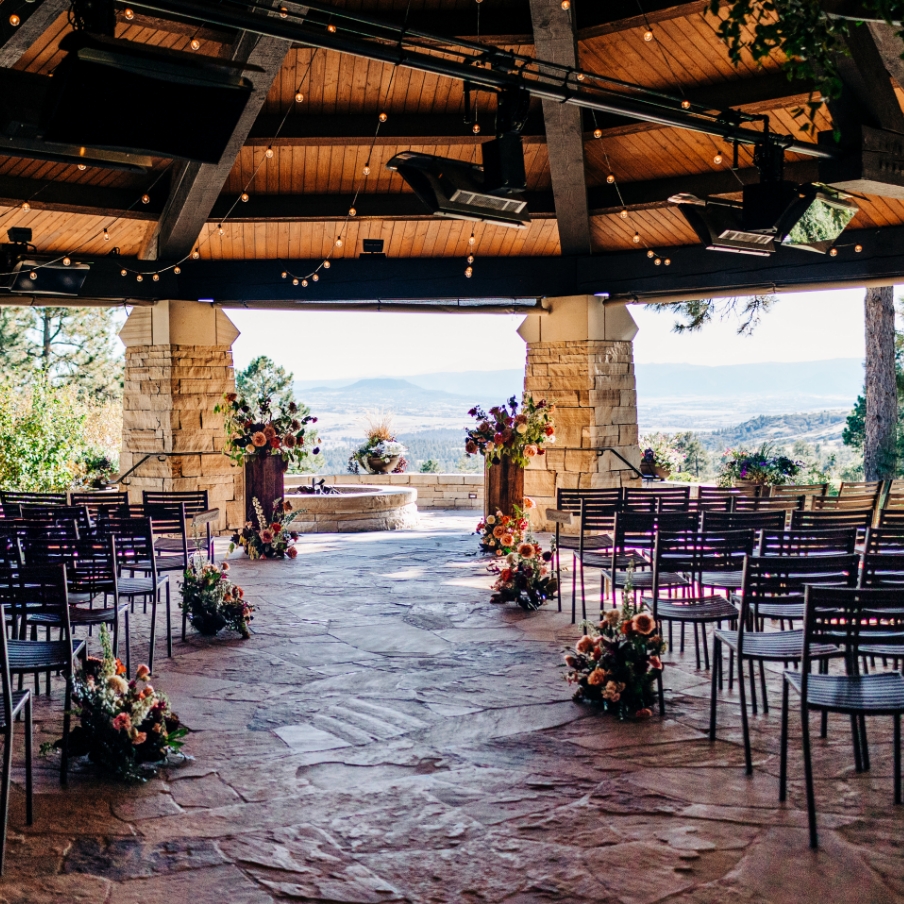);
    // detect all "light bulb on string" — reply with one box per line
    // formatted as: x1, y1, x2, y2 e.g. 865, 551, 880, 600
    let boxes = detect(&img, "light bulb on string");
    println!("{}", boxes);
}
619, 208, 628, 219
654, 257, 662, 266
190, 38, 200, 50
323, 260, 331, 269
281, 271, 288, 279
576, 72, 585, 81
855, 243, 863, 253
335, 236, 343, 247
633, 232, 640, 244
467, 254, 474, 263
152, 273, 160, 282
279, 6, 287, 16
121, 269, 128, 277
9, 15, 20, 27
192, 249, 200, 259
713, 153, 723, 165
327, 23, 336, 32
292, 278, 299, 286
28, 271, 36, 280
378, 112, 388, 123
141, 194, 150, 204
362, 165, 371, 175
681, 99, 690, 109
77, 164, 87, 171
647, 250, 655, 258
644, 28, 653, 41
265, 147, 274, 159
103, 228, 110, 241
348, 207, 356, 216
468, 234, 476, 245
136, 274, 143, 282
295, 92, 304, 103
302, 279, 308, 287
21, 201, 30, 211
124, 7, 135, 19
606, 173, 615, 184
312, 273, 319, 281
465, 266, 473, 277
664, 258, 671, 266
472, 123, 480, 134
561, 0, 570, 8
593, 128, 602, 138
829, 247, 838, 257
217, 225, 225, 236
63, 257, 71, 266
240, 192, 249, 202
174, 266, 181, 274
